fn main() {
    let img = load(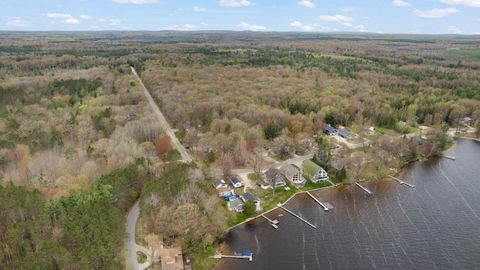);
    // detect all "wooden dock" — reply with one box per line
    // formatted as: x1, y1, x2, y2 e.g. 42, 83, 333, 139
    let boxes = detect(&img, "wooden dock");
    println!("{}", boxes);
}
441, 155, 456, 160
389, 176, 415, 188
261, 214, 279, 229
278, 203, 317, 229
306, 191, 329, 211
210, 253, 253, 261
355, 182, 373, 195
